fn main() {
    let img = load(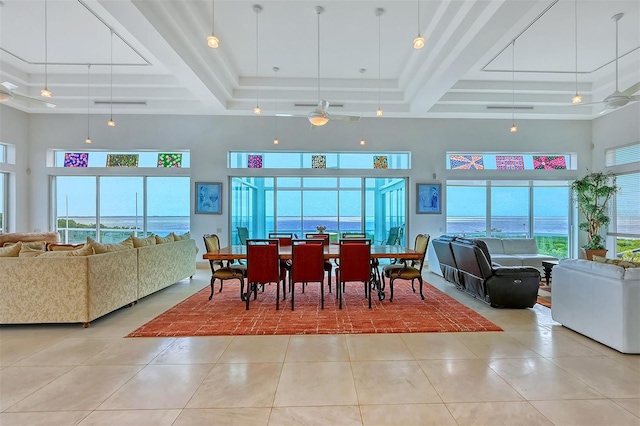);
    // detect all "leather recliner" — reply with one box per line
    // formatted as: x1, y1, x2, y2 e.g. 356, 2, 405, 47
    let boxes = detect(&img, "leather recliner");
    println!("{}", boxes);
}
431, 235, 462, 288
